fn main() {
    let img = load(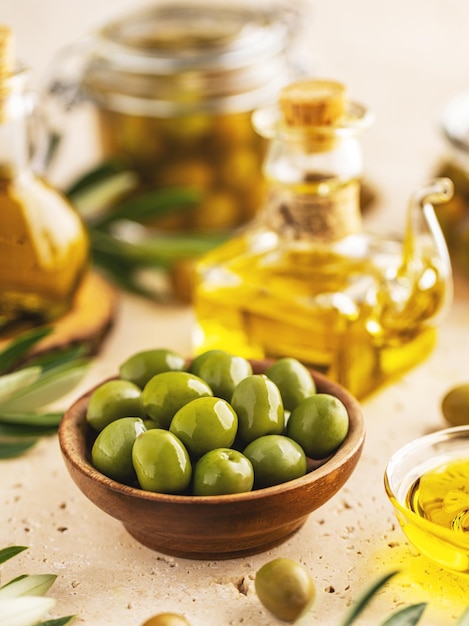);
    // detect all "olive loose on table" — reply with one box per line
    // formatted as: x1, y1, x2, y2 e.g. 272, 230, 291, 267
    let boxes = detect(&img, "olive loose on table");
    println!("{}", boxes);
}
441, 383, 469, 426
255, 557, 316, 622
141, 613, 191, 626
